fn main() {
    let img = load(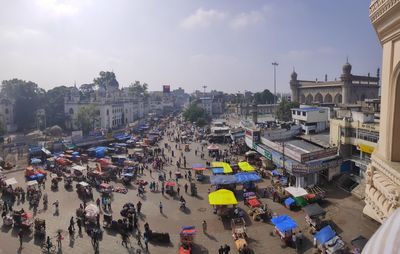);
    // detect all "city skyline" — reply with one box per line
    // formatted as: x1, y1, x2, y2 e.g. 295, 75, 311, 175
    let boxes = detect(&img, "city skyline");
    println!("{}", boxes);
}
0, 0, 381, 93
